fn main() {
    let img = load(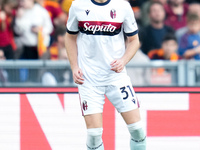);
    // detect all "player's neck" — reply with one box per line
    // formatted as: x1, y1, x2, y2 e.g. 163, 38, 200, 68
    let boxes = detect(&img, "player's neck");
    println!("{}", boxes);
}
94, 0, 108, 3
